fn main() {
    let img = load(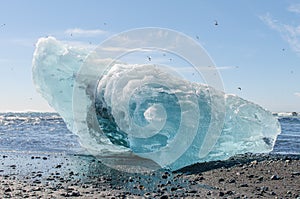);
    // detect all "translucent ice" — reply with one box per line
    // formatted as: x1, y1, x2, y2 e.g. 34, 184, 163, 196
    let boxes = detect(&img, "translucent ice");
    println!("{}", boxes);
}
32, 37, 281, 171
